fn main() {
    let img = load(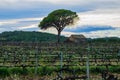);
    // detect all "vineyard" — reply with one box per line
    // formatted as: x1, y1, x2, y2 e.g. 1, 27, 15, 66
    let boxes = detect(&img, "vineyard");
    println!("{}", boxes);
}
0, 42, 120, 80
